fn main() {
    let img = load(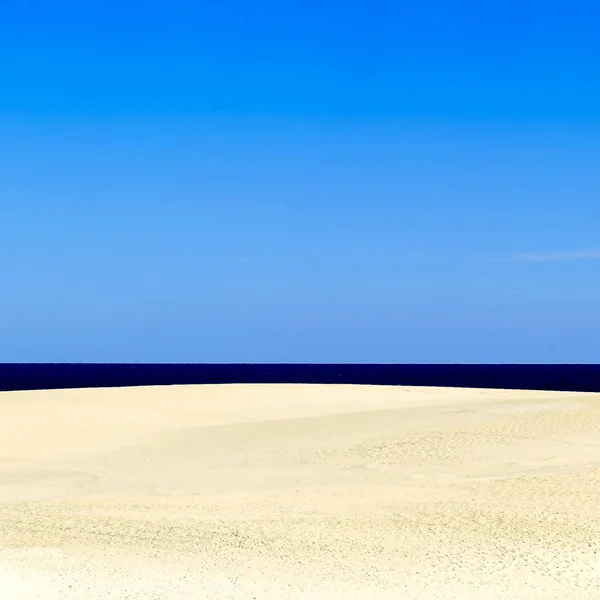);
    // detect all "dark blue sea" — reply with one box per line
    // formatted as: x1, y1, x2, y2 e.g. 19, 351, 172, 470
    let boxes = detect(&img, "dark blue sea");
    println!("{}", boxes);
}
1, 364, 599, 393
